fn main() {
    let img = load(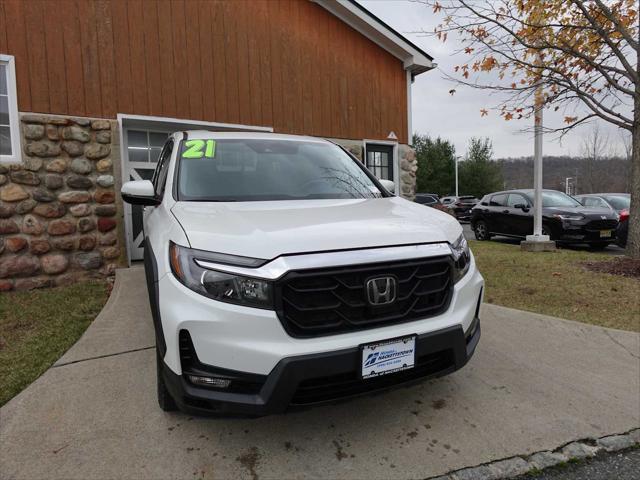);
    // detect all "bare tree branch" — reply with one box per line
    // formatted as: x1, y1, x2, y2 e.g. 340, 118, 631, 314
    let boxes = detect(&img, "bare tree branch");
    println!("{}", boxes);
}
570, 0, 639, 82
592, 0, 639, 50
